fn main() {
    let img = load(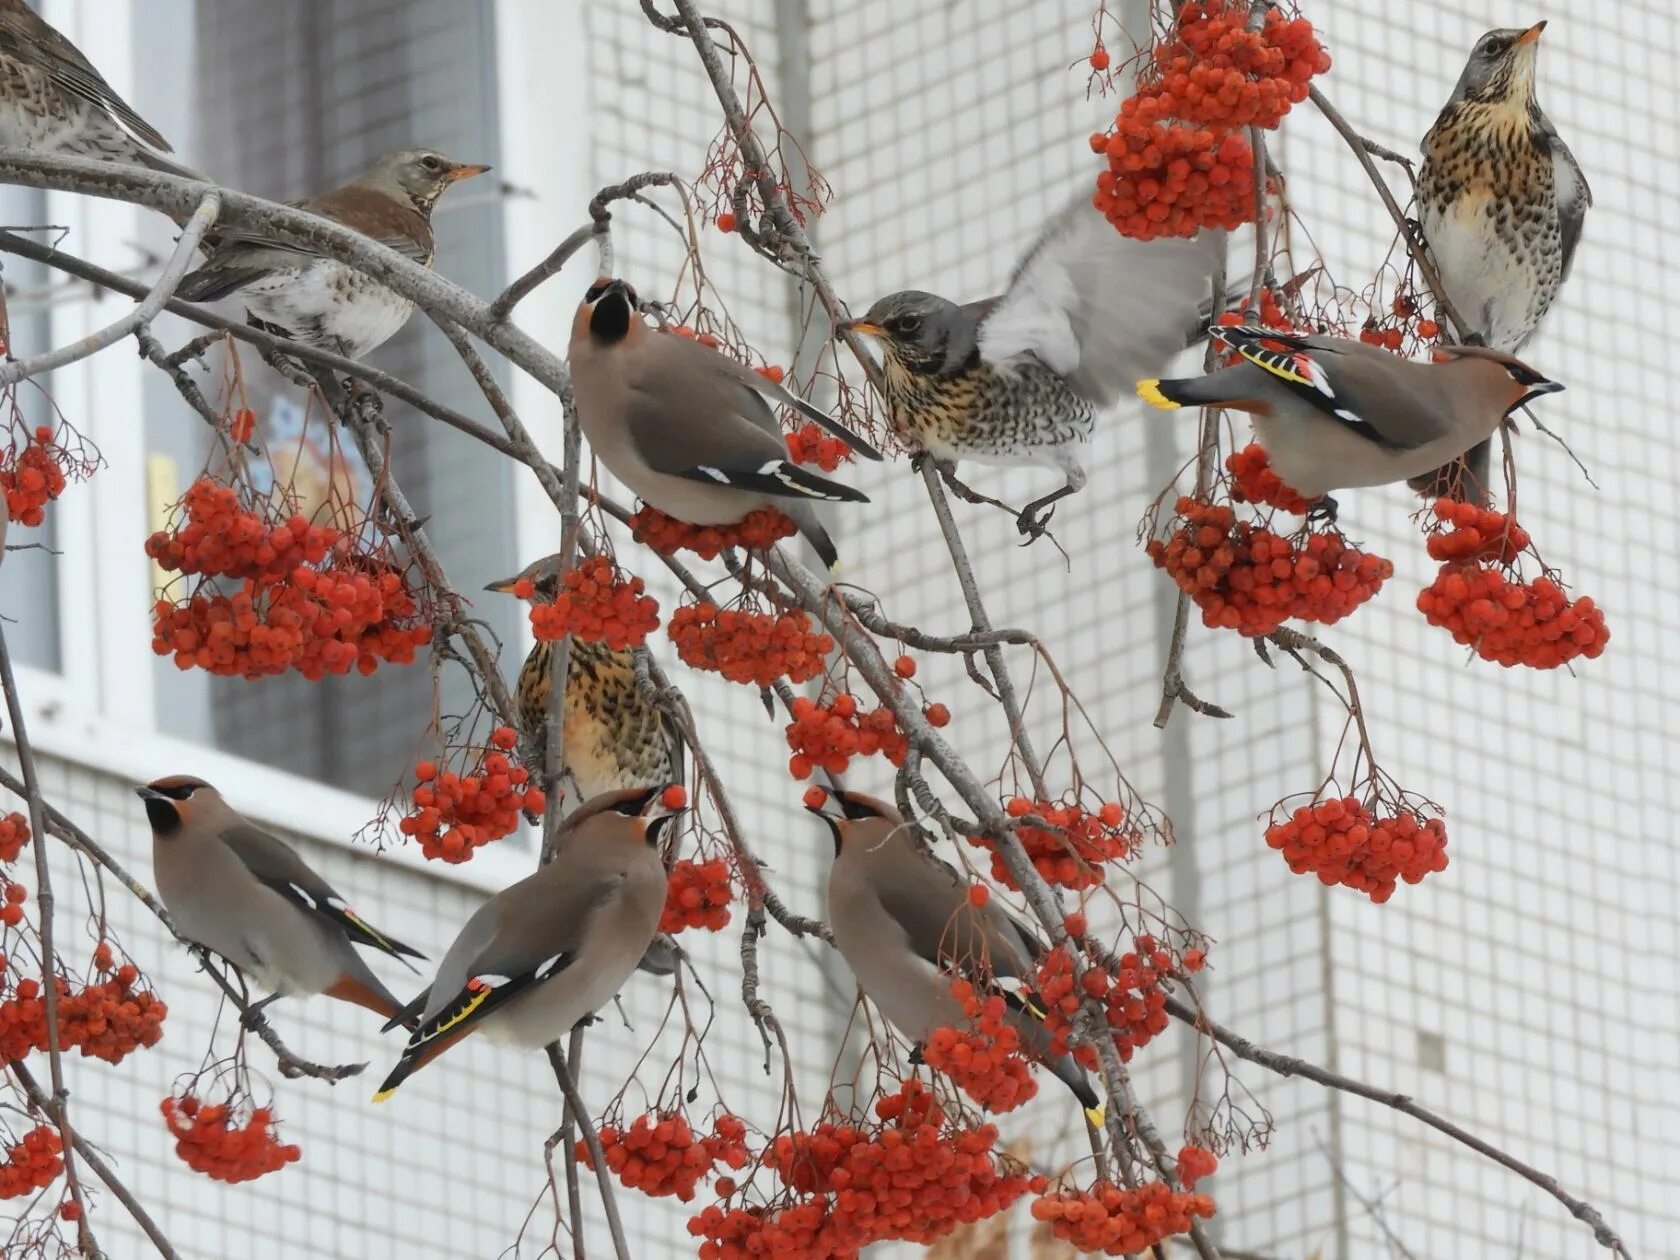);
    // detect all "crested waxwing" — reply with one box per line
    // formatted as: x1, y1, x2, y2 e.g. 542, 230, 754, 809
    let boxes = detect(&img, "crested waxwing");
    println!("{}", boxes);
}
0, 0, 204, 180
176, 148, 490, 360
138, 775, 424, 1024
568, 278, 882, 571
841, 189, 1223, 537
373, 785, 679, 1101
1413, 20, 1589, 501
808, 790, 1104, 1126
1138, 325, 1564, 500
